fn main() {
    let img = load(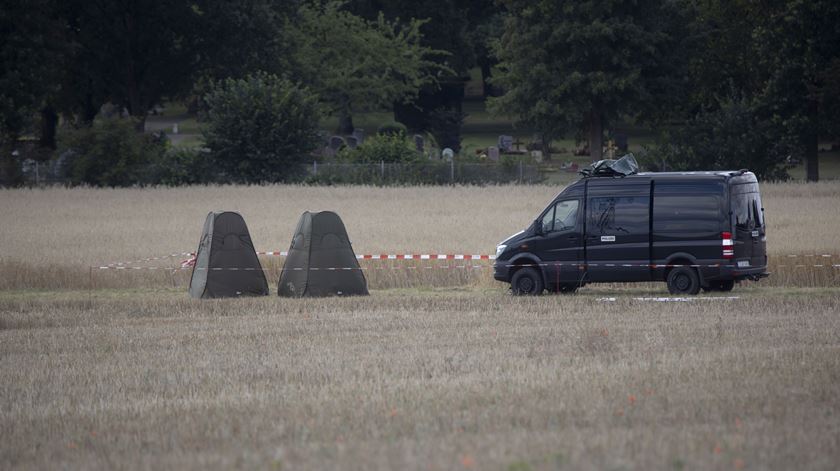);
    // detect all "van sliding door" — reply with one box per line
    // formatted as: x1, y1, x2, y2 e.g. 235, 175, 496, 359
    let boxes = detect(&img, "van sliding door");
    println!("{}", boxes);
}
584, 182, 651, 282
